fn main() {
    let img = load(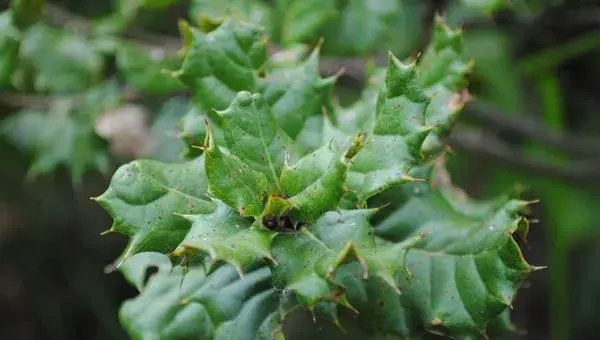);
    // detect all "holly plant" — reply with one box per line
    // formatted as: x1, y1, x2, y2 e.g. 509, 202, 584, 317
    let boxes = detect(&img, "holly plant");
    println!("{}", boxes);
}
87, 12, 542, 340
